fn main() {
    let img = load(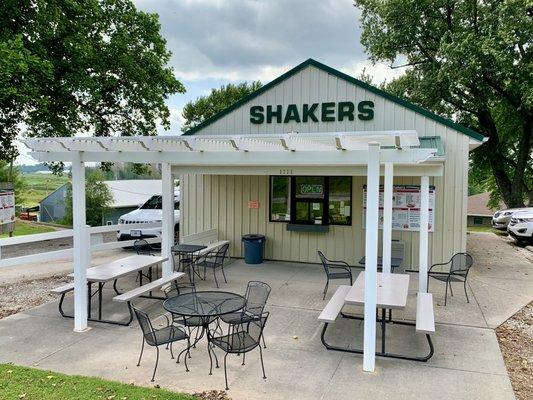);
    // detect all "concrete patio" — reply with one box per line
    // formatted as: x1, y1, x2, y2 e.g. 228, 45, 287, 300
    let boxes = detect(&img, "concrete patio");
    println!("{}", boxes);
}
2, 232, 530, 400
